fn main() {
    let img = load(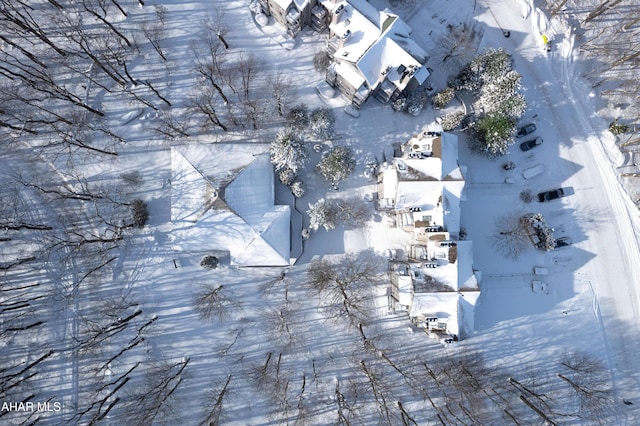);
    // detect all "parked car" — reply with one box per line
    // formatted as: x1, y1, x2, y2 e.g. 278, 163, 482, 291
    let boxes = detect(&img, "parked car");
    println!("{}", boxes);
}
522, 164, 545, 180
533, 266, 549, 275
537, 187, 566, 202
520, 137, 543, 151
554, 236, 572, 248
516, 123, 536, 138
531, 280, 549, 293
